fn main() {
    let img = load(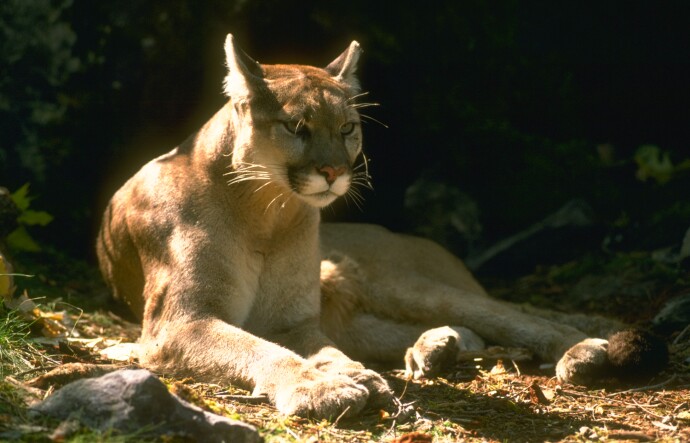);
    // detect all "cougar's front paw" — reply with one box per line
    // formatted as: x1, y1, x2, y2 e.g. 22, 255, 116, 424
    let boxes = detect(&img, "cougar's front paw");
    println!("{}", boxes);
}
556, 338, 610, 385
337, 365, 394, 409
311, 358, 394, 410
269, 370, 369, 419
405, 326, 483, 379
